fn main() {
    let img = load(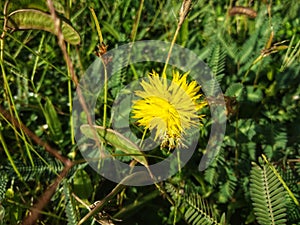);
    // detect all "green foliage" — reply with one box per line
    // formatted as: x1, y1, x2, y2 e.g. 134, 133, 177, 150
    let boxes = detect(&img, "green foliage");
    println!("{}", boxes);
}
183, 193, 221, 225
0, 173, 8, 202
72, 169, 93, 200
0, 205, 4, 225
225, 83, 243, 97
44, 97, 63, 143
6, 0, 65, 13
7, 9, 80, 45
166, 183, 224, 225
278, 164, 300, 223
80, 124, 148, 166
3, 155, 64, 181
250, 161, 287, 225
63, 181, 78, 225
5, 0, 80, 45
0, 0, 299, 224
208, 42, 226, 79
